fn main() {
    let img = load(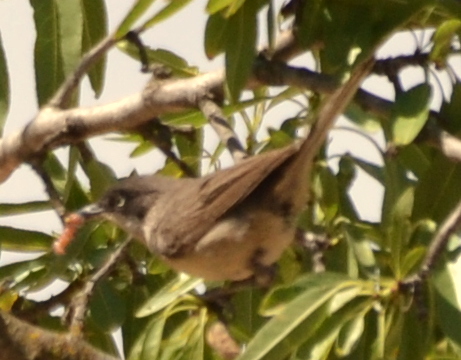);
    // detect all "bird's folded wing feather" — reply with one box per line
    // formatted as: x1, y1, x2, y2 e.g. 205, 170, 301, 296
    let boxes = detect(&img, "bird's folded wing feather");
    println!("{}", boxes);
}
153, 144, 299, 255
